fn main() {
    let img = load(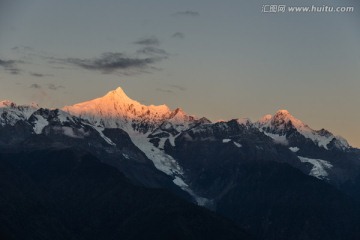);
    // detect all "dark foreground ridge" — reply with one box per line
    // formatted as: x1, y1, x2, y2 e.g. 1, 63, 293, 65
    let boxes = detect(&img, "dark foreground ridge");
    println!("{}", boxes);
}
0, 148, 252, 240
